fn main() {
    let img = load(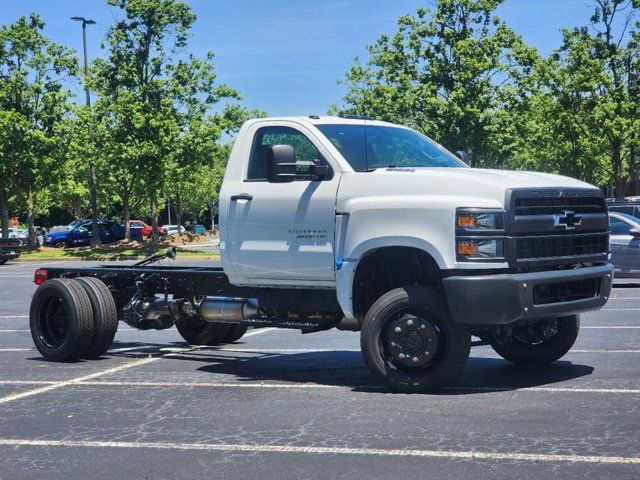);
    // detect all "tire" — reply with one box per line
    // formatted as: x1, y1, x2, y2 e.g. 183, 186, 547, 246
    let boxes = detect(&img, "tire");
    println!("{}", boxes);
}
0, 259, 7, 265
175, 318, 232, 345
490, 315, 580, 365
74, 277, 119, 359
360, 286, 471, 393
53, 241, 67, 249
30, 278, 95, 361
223, 324, 248, 343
